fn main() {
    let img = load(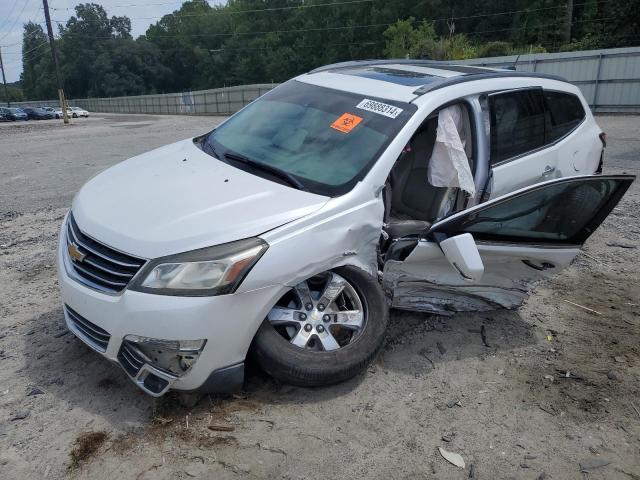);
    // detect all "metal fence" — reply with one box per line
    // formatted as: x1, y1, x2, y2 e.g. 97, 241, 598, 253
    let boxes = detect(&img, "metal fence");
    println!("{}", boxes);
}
14, 83, 277, 116
460, 46, 640, 113
14, 46, 640, 115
